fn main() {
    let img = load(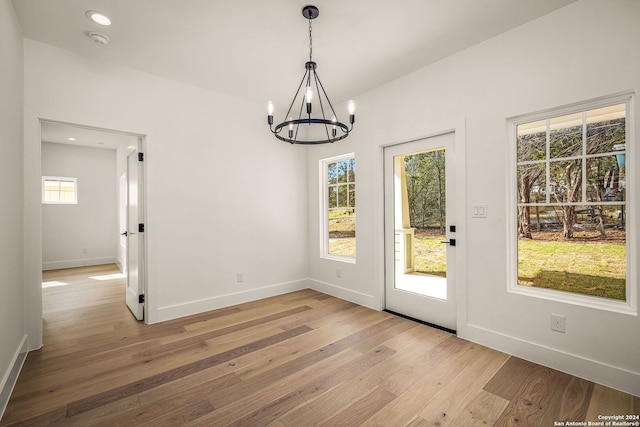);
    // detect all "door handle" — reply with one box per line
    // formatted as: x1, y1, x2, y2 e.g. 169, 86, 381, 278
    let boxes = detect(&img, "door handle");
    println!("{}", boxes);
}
440, 239, 456, 246
121, 231, 128, 236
